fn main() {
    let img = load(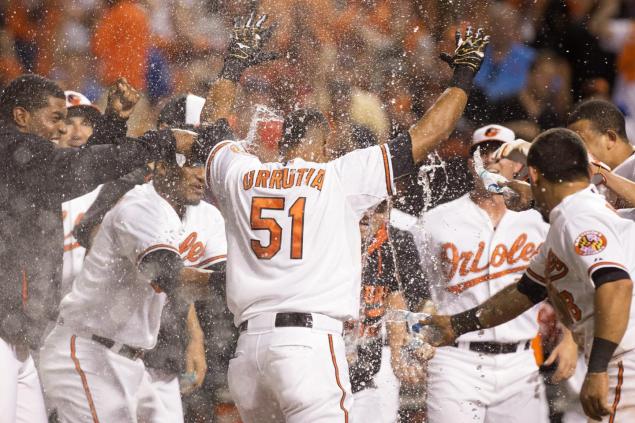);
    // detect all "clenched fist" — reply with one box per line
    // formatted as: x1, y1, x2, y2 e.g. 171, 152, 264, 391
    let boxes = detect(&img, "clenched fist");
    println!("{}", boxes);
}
106, 77, 140, 120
